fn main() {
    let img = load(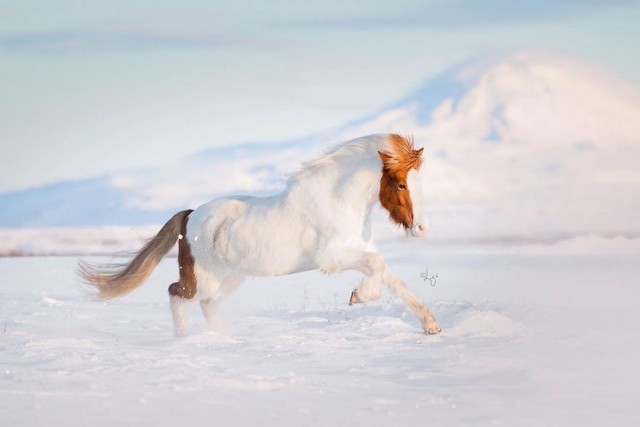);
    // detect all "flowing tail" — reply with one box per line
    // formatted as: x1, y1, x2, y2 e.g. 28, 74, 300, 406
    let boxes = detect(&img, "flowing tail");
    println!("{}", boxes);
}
78, 209, 193, 300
